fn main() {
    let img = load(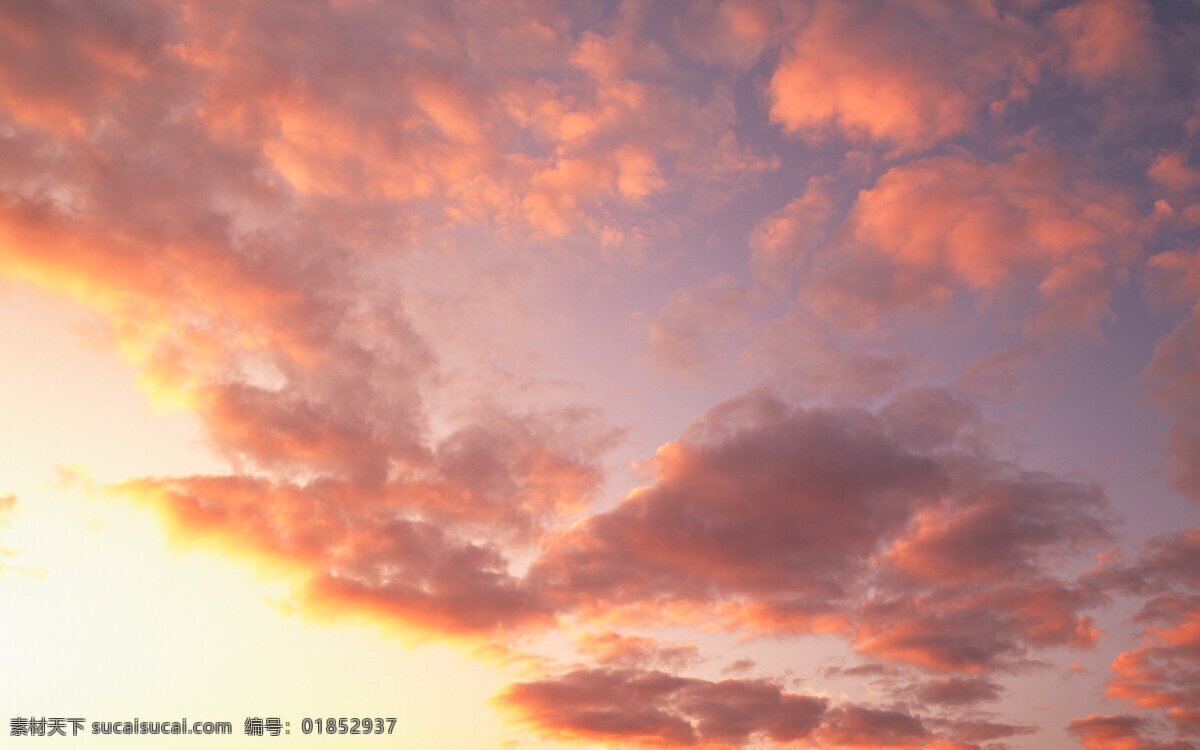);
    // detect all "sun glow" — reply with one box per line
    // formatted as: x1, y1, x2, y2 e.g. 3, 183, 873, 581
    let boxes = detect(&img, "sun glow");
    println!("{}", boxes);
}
0, 284, 510, 749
